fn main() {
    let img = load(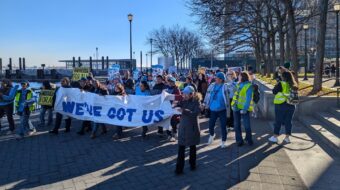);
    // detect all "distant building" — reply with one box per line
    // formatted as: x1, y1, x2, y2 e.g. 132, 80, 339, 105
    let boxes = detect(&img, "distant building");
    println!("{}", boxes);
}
158, 57, 174, 70
59, 58, 136, 70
